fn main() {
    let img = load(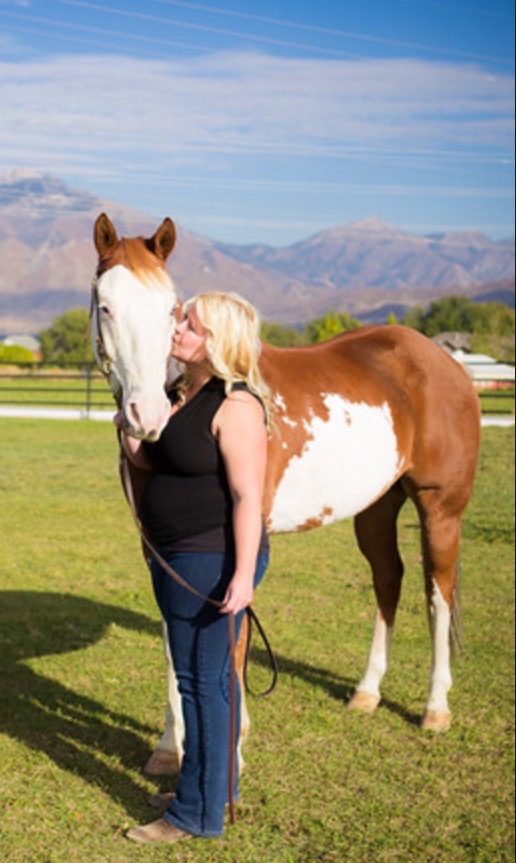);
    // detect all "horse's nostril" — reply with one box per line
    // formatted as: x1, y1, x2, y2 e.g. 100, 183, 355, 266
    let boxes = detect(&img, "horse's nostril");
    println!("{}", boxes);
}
127, 402, 141, 428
